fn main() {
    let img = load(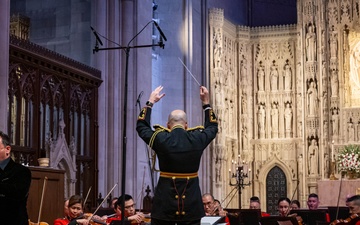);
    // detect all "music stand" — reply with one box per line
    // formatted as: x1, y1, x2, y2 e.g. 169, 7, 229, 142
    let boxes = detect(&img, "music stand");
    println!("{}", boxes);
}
260, 216, 298, 225
289, 209, 328, 225
225, 208, 261, 225
200, 216, 226, 225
